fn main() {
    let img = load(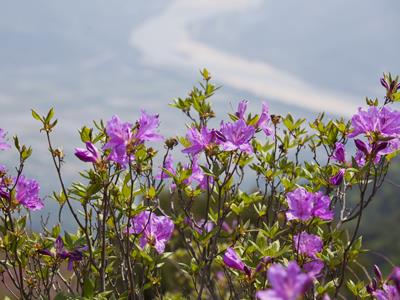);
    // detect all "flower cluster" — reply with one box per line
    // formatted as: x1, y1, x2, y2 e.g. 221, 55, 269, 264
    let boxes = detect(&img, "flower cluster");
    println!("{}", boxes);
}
15, 175, 44, 211
182, 127, 216, 156
349, 106, 400, 139
127, 211, 174, 254
98, 111, 162, 167
235, 100, 273, 136
294, 232, 324, 278
0, 128, 44, 211
0, 144, 43, 212
2, 73, 400, 299
293, 232, 323, 258
156, 155, 213, 190
348, 106, 400, 166
217, 120, 255, 154
256, 262, 312, 300
285, 188, 334, 222
103, 115, 133, 166
367, 265, 400, 300
181, 101, 273, 158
